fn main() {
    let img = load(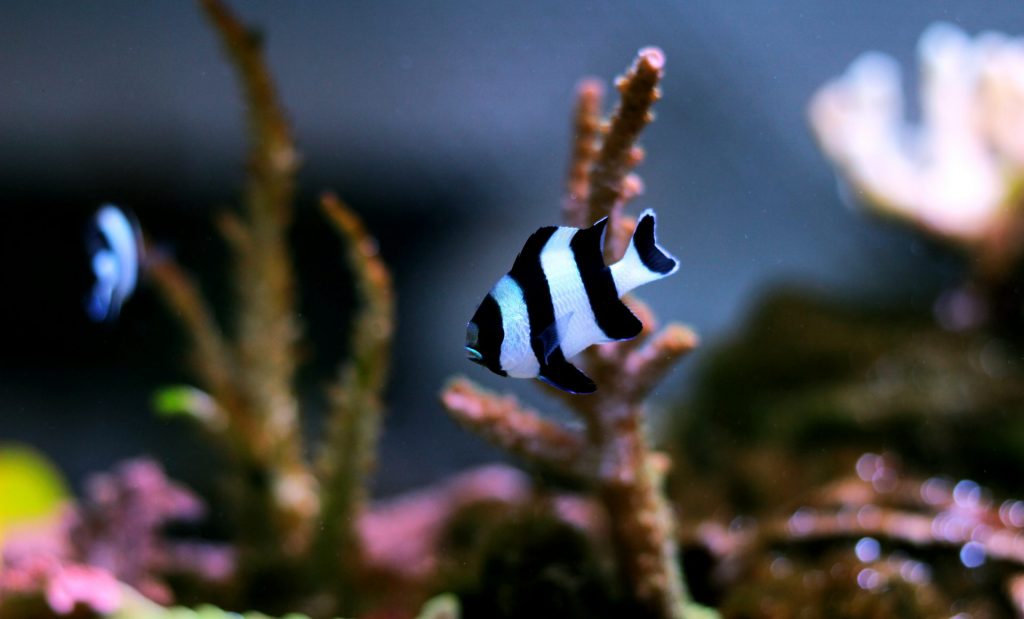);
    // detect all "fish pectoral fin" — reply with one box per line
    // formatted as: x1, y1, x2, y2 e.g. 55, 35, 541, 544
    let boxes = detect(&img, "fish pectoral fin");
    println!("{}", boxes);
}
533, 312, 575, 365
538, 349, 596, 394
